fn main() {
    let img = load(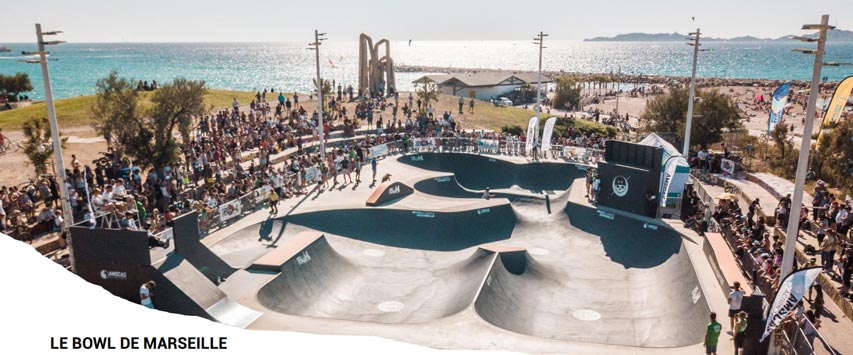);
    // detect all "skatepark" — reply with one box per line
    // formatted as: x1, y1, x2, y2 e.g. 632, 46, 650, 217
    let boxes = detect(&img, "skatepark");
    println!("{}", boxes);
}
69, 152, 729, 354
